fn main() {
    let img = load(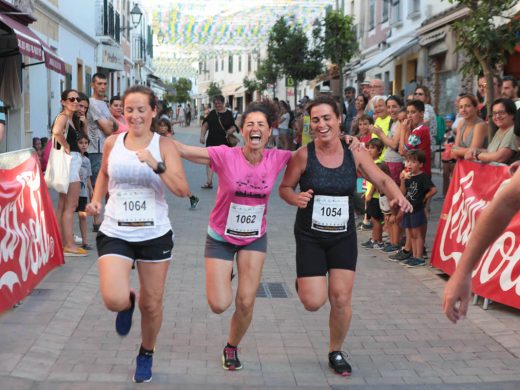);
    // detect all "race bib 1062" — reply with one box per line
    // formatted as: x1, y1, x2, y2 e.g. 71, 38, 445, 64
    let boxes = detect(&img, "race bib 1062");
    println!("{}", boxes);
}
225, 203, 265, 238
